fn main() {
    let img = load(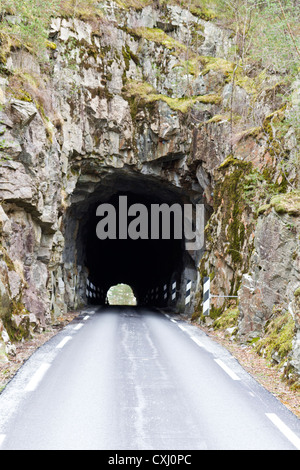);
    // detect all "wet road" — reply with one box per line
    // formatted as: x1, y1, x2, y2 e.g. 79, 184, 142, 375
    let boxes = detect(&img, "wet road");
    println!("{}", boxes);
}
0, 307, 299, 450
